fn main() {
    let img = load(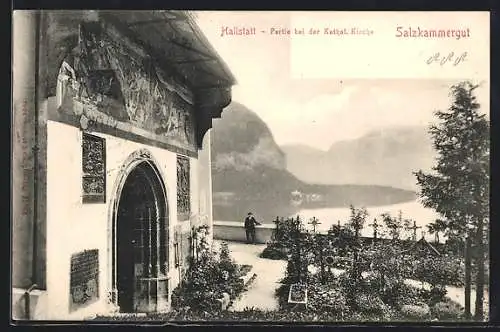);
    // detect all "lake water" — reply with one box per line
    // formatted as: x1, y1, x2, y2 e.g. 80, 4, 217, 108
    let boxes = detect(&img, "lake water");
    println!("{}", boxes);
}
295, 200, 443, 242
